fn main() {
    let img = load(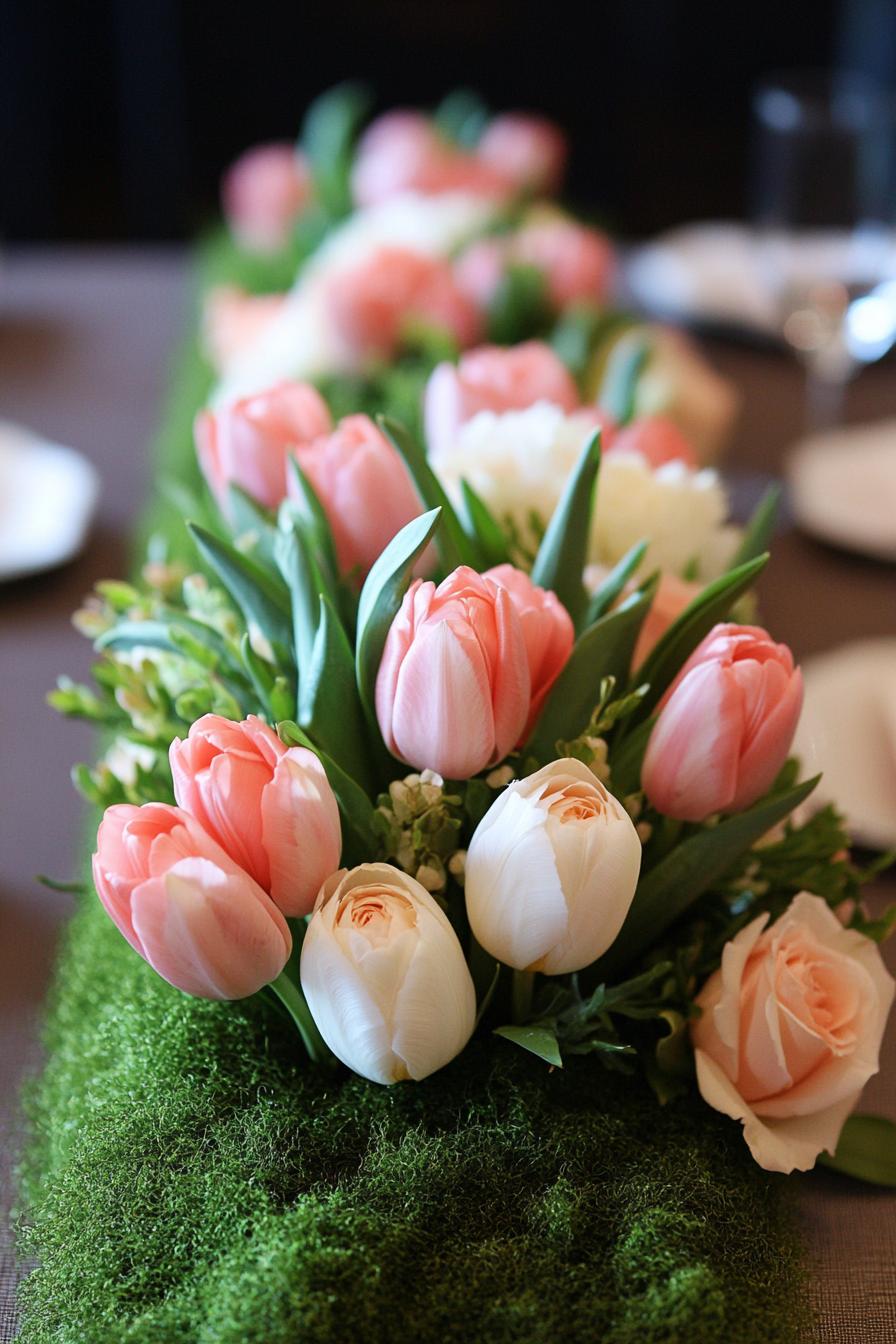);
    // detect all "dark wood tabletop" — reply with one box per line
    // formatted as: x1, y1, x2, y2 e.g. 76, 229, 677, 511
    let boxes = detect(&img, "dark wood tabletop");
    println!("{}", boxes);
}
0, 248, 894, 1341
